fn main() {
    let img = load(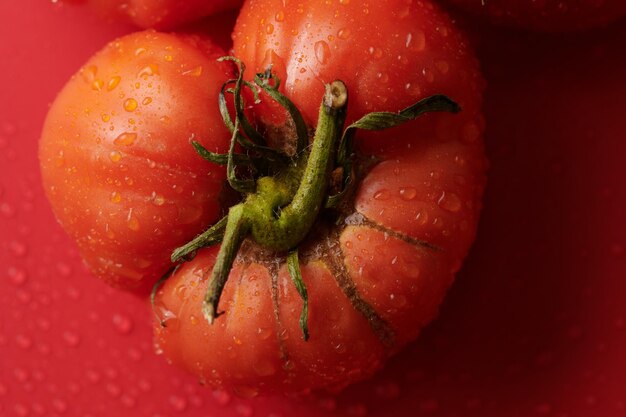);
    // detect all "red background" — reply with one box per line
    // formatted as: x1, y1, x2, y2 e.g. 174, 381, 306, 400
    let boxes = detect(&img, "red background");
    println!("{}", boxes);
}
1, 2, 625, 416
